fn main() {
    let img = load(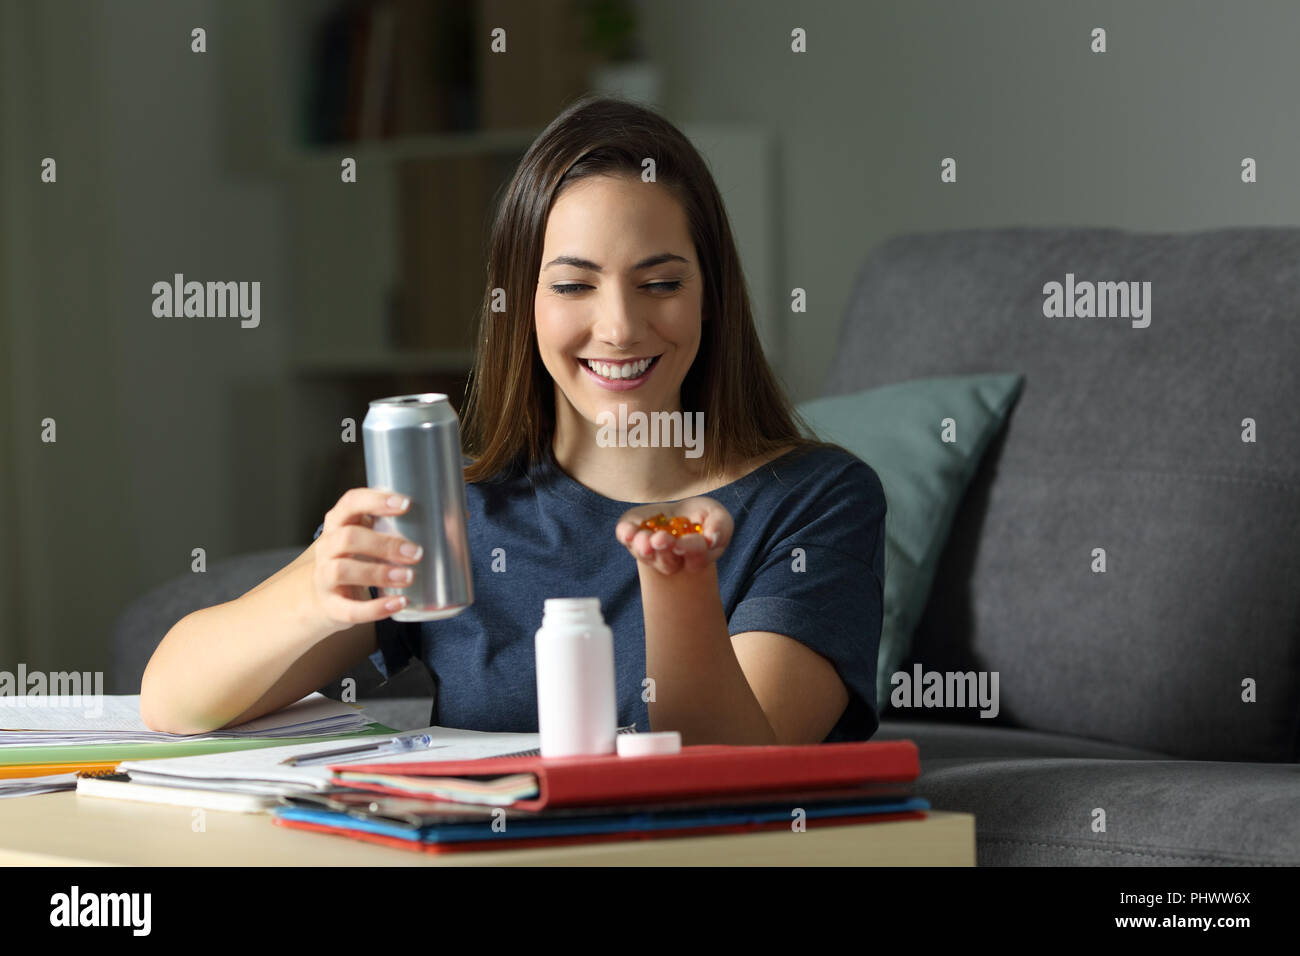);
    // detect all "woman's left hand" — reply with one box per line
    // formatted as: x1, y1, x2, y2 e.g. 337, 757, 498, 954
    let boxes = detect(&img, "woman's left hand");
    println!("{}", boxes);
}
615, 496, 734, 576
